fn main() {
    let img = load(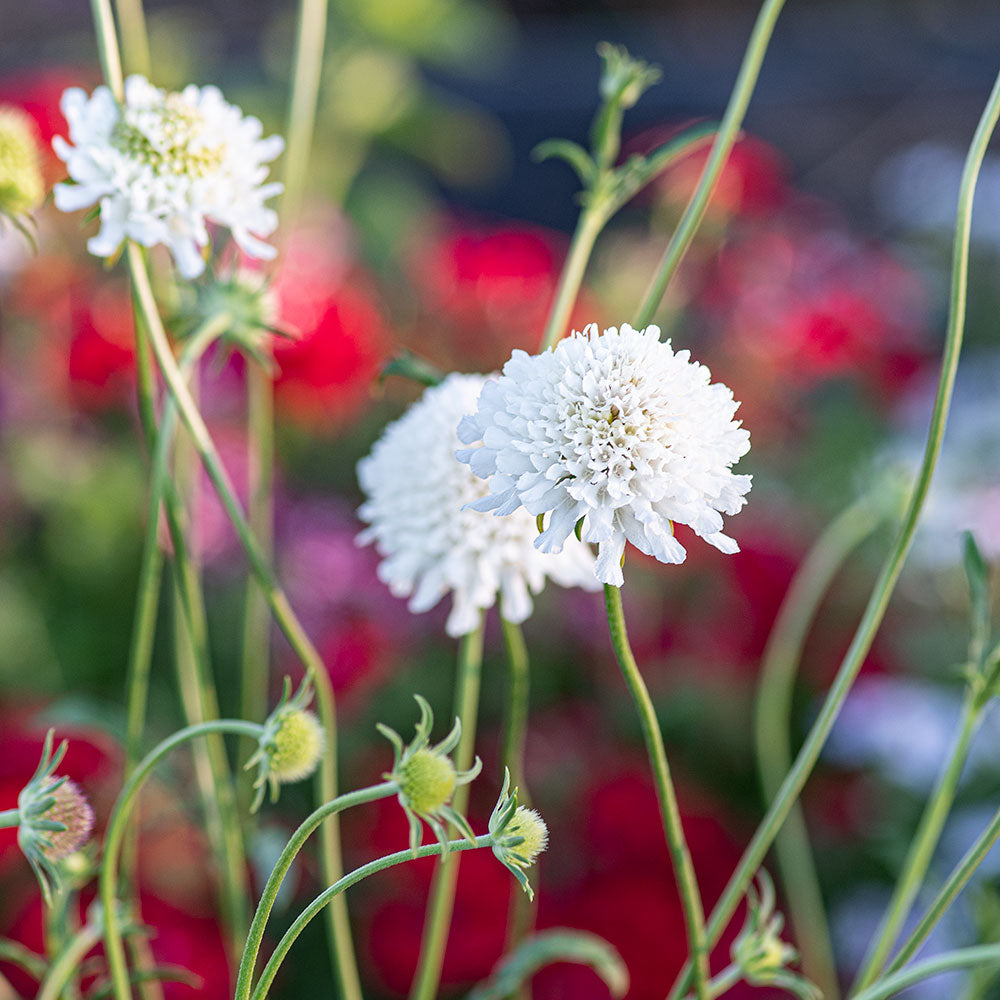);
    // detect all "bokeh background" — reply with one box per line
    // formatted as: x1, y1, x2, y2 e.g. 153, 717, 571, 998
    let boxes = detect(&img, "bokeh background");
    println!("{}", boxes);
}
2, 1, 1000, 998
